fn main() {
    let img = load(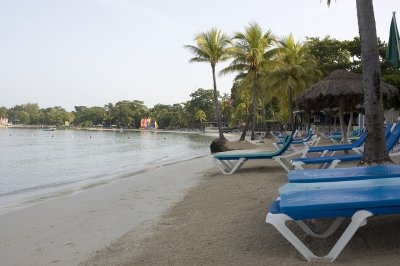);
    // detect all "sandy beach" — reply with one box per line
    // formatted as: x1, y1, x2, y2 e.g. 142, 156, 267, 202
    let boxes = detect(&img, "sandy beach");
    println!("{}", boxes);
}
2, 139, 400, 265
0, 156, 212, 266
